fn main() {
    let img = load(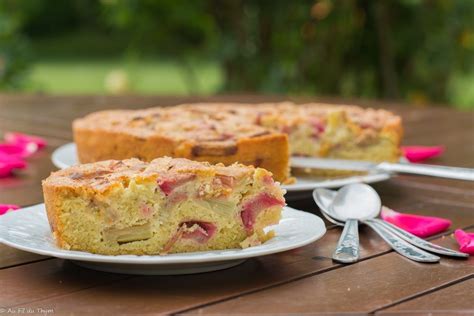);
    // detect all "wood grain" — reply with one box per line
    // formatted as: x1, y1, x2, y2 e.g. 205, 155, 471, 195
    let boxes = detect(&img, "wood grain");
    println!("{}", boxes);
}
0, 245, 48, 269
376, 278, 474, 315
0, 228, 389, 313
0, 259, 128, 307
0, 95, 473, 314
183, 234, 474, 315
